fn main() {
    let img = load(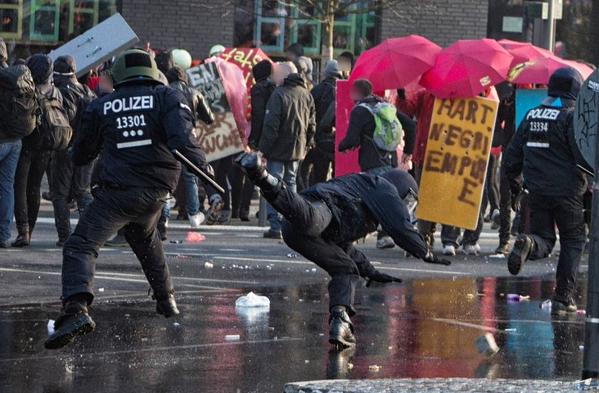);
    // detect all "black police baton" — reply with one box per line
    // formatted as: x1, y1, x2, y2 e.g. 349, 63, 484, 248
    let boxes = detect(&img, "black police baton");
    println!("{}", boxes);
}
172, 149, 225, 194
